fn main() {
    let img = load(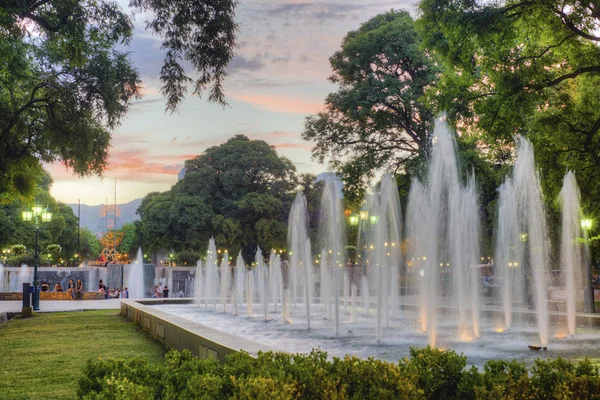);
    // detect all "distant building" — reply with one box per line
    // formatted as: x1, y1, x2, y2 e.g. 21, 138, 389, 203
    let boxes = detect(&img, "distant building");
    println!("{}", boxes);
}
178, 167, 186, 181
